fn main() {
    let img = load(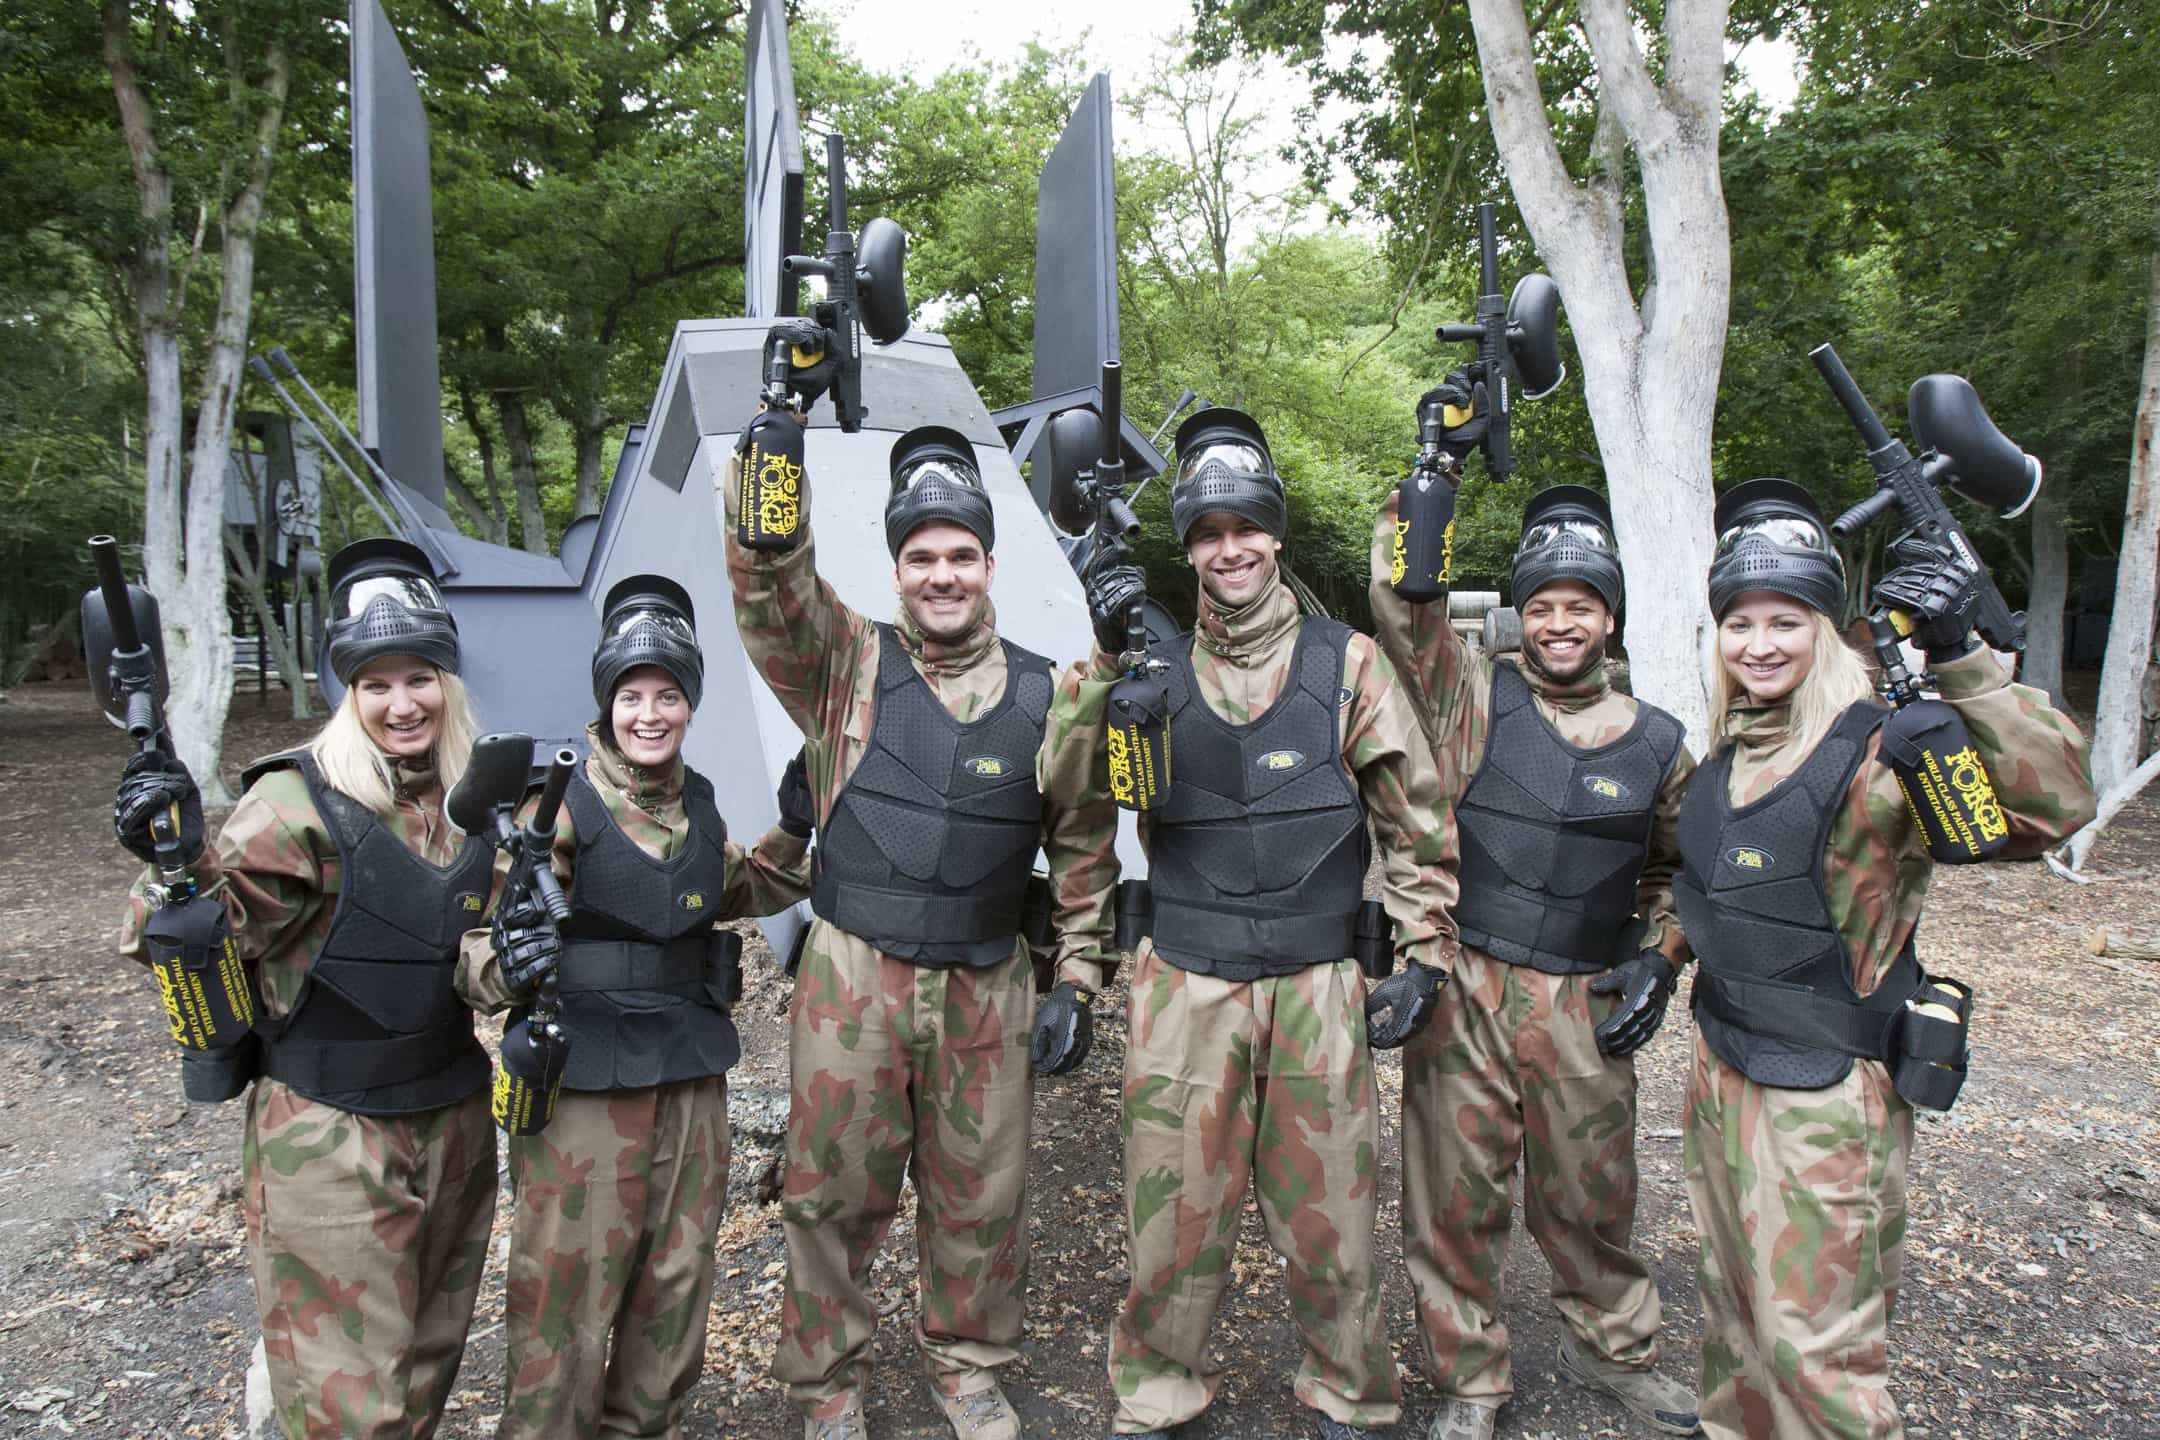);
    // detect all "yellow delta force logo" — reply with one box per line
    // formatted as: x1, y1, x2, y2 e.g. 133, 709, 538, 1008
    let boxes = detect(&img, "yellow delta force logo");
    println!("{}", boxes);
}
1257, 749, 1303, 772
1107, 726, 1136, 805
966, 756, 1008, 778
457, 891, 485, 913
748, 445, 803, 536
679, 892, 706, 912
1583, 775, 1626, 801
1725, 846, 1774, 871
1388, 516, 1456, 588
